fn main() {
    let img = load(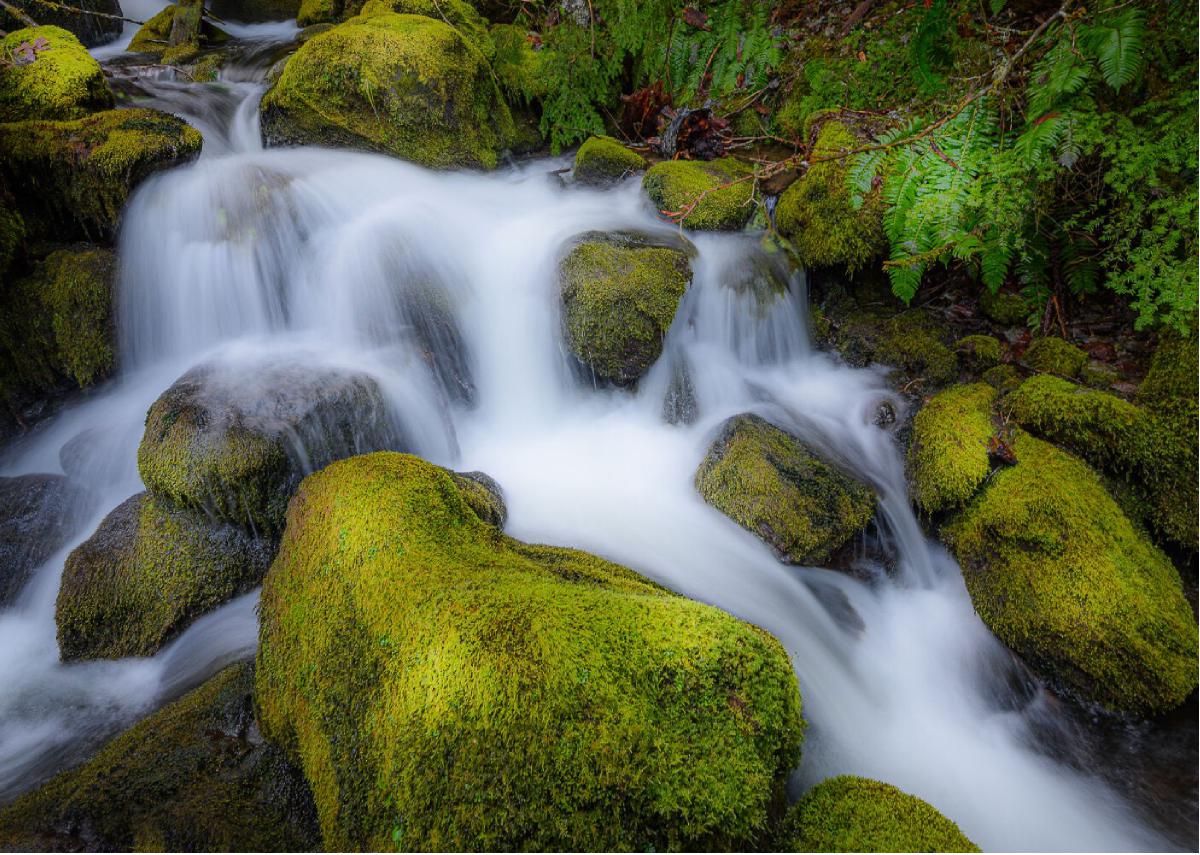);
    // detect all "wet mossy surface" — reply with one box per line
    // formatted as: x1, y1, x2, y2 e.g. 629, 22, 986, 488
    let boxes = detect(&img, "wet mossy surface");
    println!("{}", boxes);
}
778, 776, 980, 853
978, 289, 1027, 326
818, 297, 958, 390
1022, 336, 1088, 378
256, 451, 803, 851
944, 430, 1198, 715
358, 0, 494, 57
56, 492, 274, 660
208, 0, 302, 22
955, 334, 1002, 373
642, 157, 755, 230
0, 26, 114, 122
696, 414, 875, 565
0, 663, 320, 851
558, 230, 692, 386
260, 13, 516, 169
573, 135, 646, 186
907, 383, 997, 515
